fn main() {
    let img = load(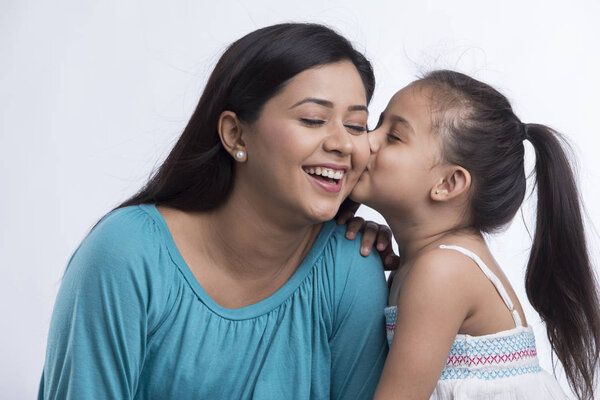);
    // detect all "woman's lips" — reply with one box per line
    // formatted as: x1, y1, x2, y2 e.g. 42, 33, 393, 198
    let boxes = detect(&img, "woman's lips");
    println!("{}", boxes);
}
305, 171, 343, 193
302, 164, 348, 194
